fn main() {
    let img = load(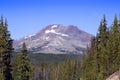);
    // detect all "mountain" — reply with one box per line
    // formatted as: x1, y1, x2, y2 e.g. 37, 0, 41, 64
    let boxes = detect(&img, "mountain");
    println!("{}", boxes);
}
13, 24, 92, 54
